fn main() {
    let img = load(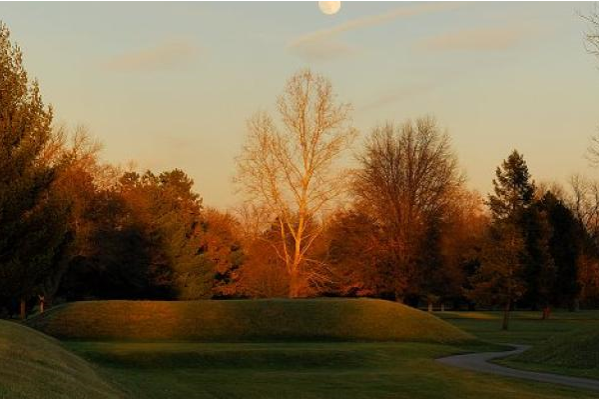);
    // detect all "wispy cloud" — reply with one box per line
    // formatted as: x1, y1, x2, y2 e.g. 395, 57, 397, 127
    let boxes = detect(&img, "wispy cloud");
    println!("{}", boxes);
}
415, 25, 535, 52
105, 40, 199, 72
359, 83, 433, 113
288, 3, 462, 62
